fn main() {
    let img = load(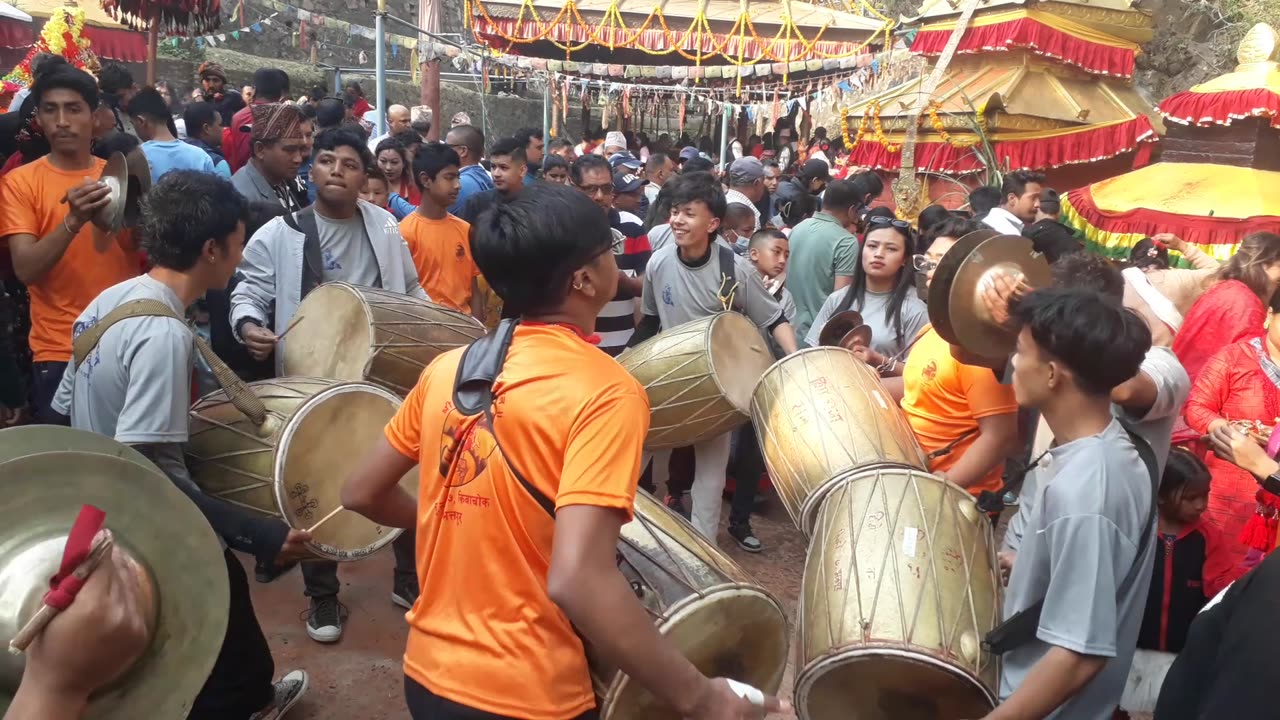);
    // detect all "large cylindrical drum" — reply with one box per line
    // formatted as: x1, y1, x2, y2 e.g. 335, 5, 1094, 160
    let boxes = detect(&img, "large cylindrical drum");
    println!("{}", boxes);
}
751, 347, 929, 535
588, 491, 789, 719
621, 313, 774, 449
281, 282, 486, 397
796, 468, 1000, 720
186, 377, 416, 561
